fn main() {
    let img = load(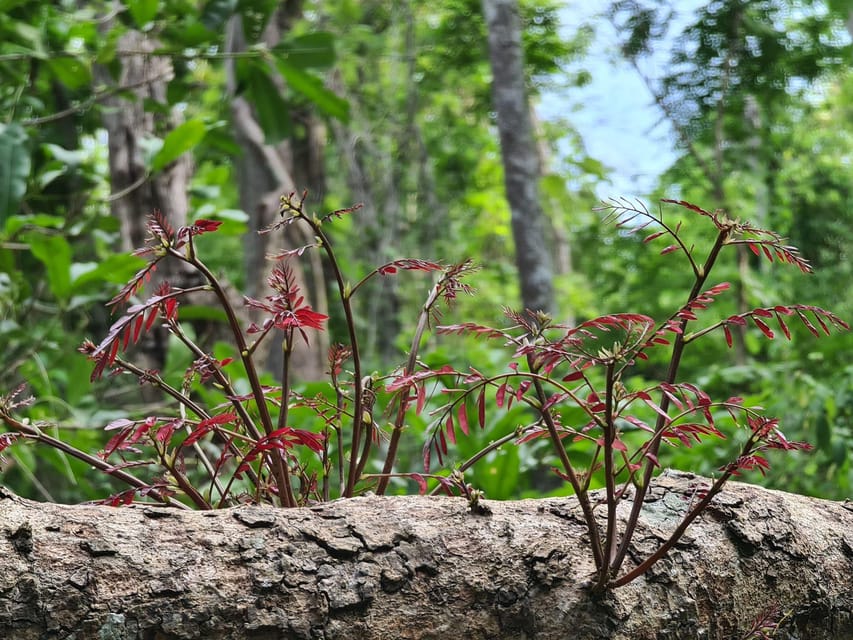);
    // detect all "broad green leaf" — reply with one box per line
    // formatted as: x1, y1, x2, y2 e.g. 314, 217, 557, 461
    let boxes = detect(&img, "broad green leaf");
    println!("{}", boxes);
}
4, 214, 65, 237
273, 32, 336, 69
275, 59, 350, 122
27, 233, 72, 303
237, 0, 276, 42
42, 143, 88, 166
241, 61, 291, 143
178, 304, 229, 323
151, 119, 207, 172
46, 57, 92, 90
0, 0, 31, 12
0, 123, 30, 224
37, 168, 67, 190
128, 0, 160, 27
71, 254, 147, 291
10, 21, 45, 58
